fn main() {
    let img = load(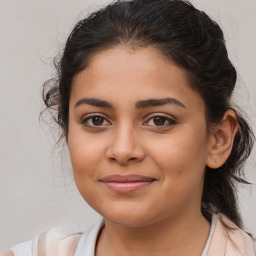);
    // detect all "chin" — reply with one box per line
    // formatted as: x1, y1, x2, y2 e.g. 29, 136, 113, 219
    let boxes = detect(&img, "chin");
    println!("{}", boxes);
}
99, 206, 159, 228
105, 215, 154, 228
